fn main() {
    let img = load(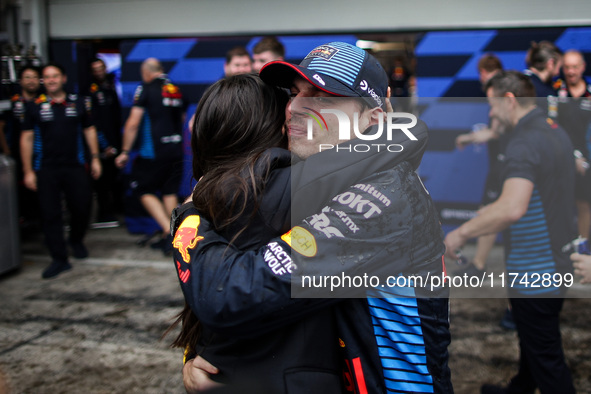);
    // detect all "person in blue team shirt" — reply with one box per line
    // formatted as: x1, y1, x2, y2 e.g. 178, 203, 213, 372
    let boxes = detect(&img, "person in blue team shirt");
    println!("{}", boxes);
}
445, 70, 576, 394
